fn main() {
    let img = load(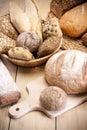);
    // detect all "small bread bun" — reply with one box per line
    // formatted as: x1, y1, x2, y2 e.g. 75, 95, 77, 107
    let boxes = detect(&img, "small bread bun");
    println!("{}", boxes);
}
17, 32, 41, 53
45, 50, 87, 94
40, 87, 67, 111
8, 47, 34, 61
